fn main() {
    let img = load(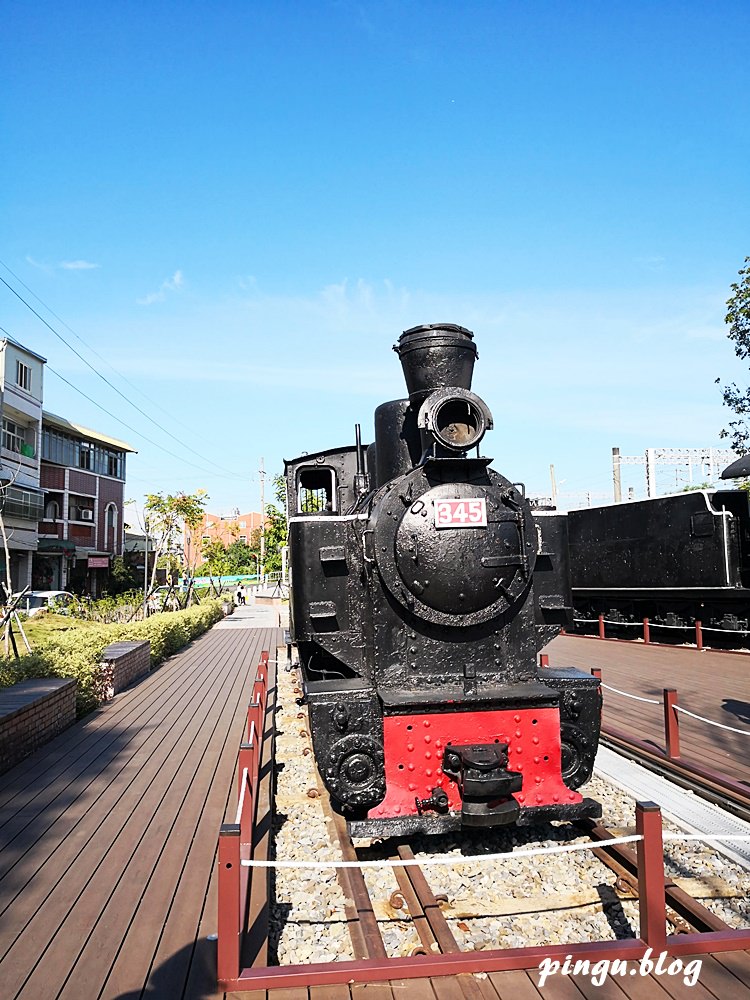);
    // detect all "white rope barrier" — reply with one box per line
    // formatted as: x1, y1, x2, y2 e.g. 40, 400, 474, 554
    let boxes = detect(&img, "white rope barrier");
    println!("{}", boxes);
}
598, 679, 750, 733
600, 683, 661, 705
239, 834, 644, 869
239, 832, 750, 870
673, 704, 750, 736
573, 616, 750, 635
